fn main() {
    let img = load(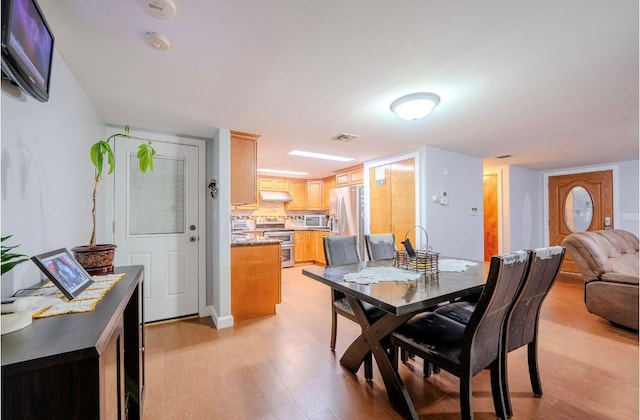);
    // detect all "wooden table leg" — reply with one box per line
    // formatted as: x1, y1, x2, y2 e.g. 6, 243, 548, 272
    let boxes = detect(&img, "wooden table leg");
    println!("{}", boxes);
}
342, 296, 419, 420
